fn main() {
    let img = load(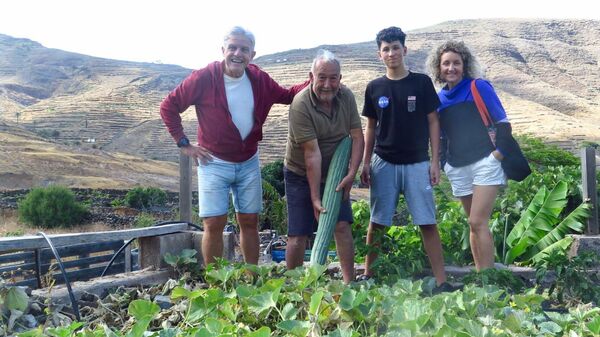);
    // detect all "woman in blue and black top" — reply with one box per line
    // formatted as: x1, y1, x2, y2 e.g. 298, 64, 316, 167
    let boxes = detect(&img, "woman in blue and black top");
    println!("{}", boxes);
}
428, 40, 511, 271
